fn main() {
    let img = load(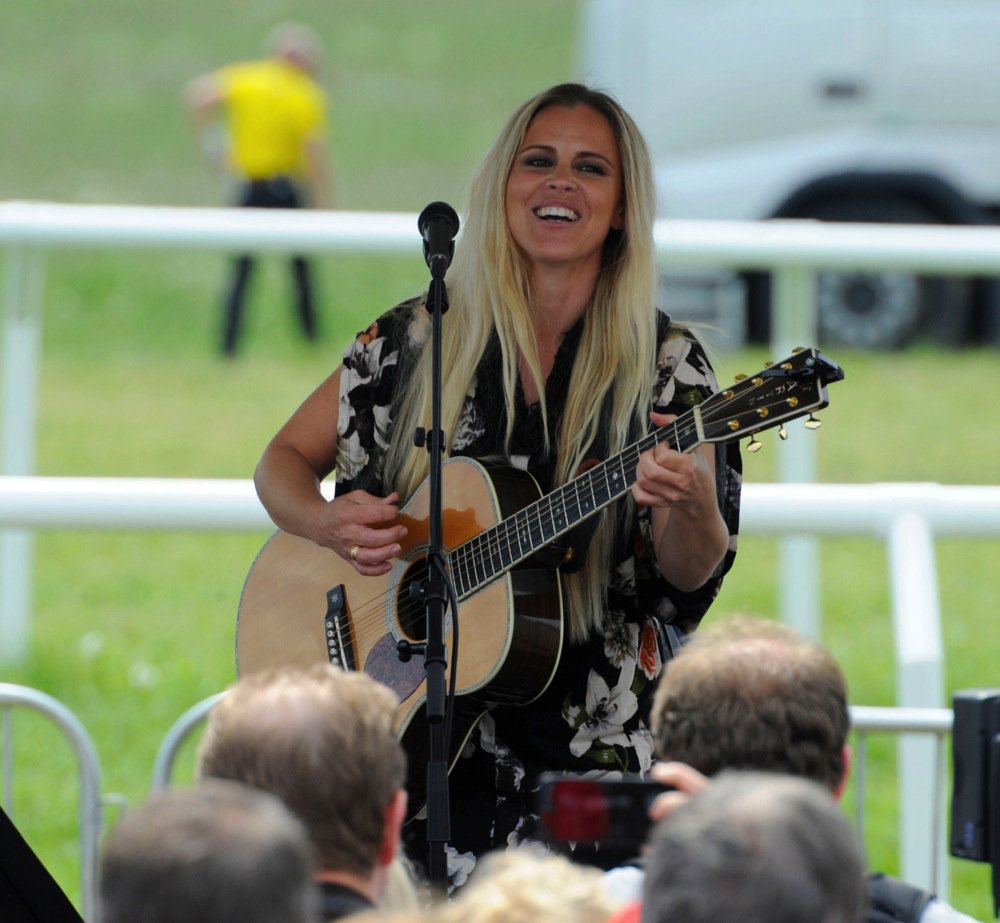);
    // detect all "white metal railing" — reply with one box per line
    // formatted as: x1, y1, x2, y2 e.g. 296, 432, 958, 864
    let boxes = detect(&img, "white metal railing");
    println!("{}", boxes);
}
6, 202, 1000, 657
0, 682, 103, 920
